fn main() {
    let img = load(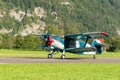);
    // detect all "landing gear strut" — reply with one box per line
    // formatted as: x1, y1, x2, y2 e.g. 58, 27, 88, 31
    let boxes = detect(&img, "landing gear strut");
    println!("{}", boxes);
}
47, 49, 57, 59
61, 50, 66, 59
